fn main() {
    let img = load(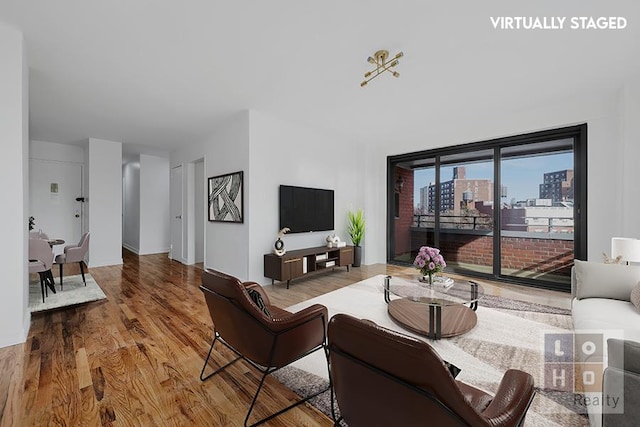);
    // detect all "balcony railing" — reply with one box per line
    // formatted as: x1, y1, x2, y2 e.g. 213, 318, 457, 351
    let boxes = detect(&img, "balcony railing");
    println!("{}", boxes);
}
413, 213, 573, 234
